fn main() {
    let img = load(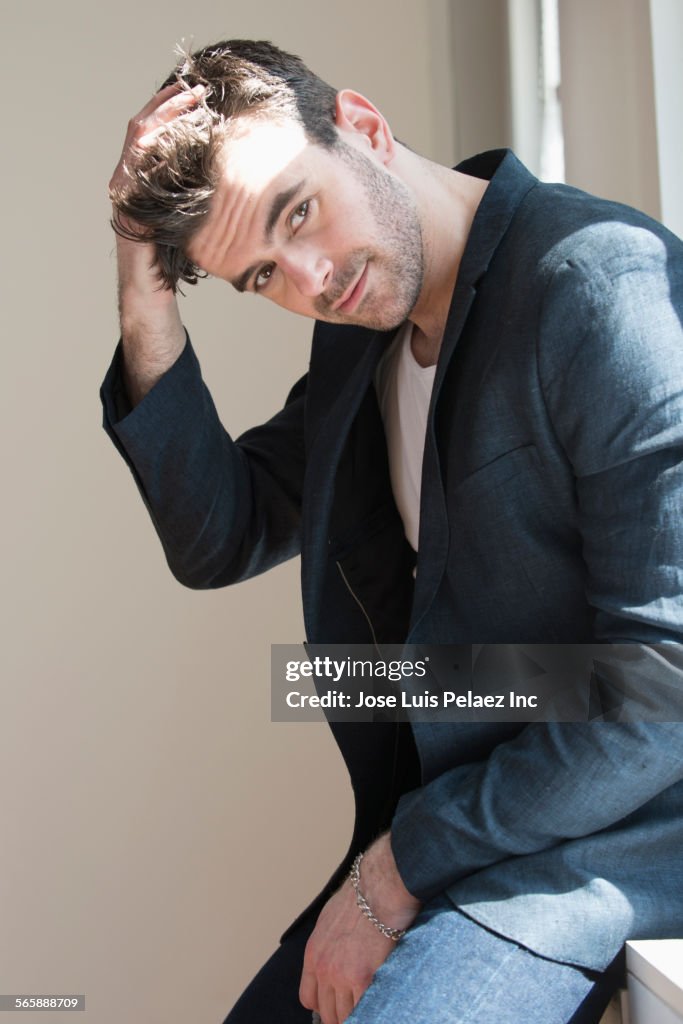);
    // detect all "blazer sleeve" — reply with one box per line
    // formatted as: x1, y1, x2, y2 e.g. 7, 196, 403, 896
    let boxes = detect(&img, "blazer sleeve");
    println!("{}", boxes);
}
391, 221, 683, 900
100, 332, 307, 588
